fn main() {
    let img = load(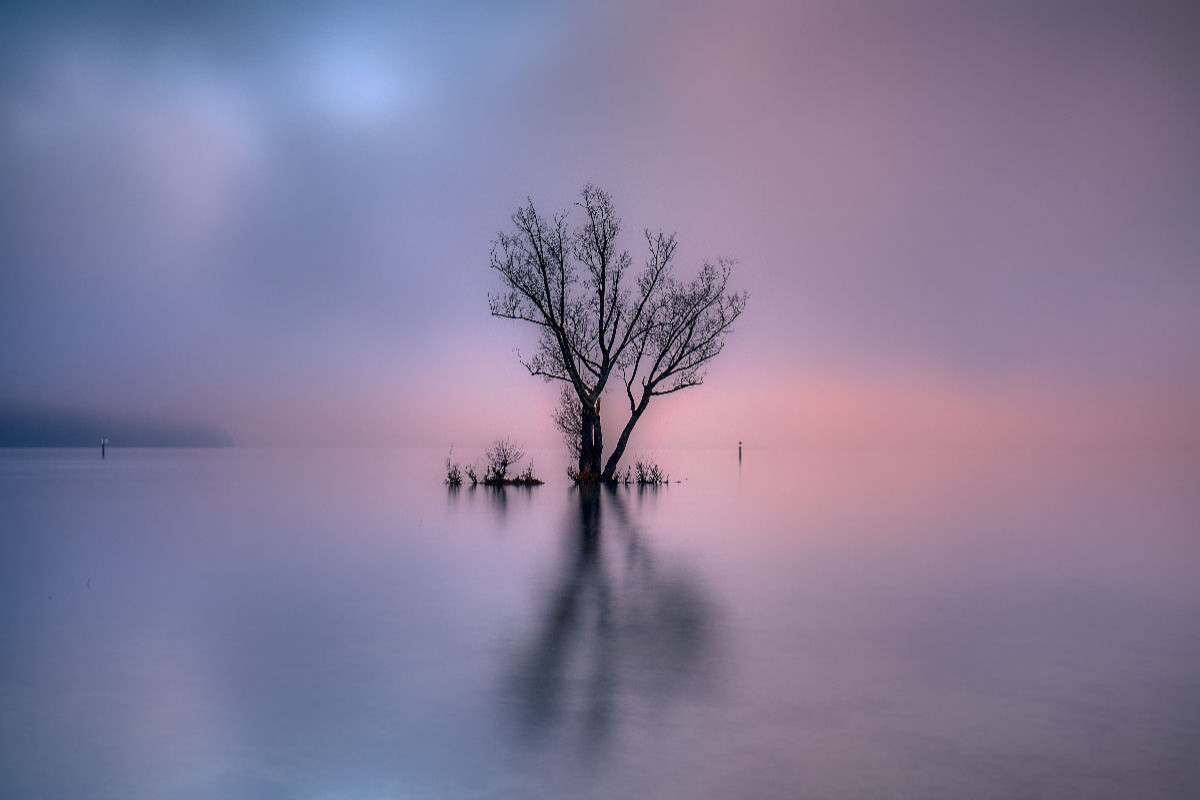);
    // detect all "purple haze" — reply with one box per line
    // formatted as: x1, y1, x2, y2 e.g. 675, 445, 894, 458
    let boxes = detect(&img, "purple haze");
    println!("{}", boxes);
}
1, 1, 1197, 447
